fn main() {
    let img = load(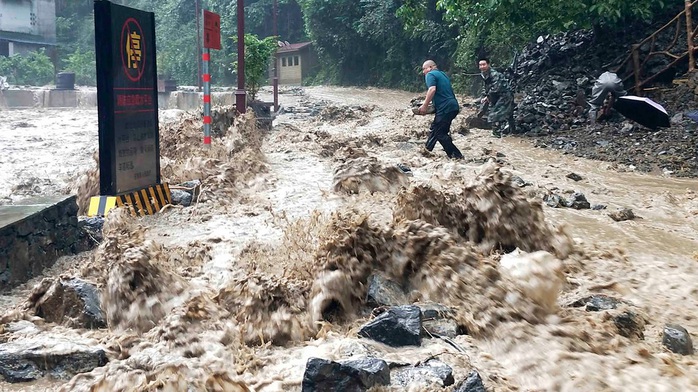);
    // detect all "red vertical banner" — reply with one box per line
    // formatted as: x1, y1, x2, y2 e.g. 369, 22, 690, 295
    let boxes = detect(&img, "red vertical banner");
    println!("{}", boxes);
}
203, 11, 221, 50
